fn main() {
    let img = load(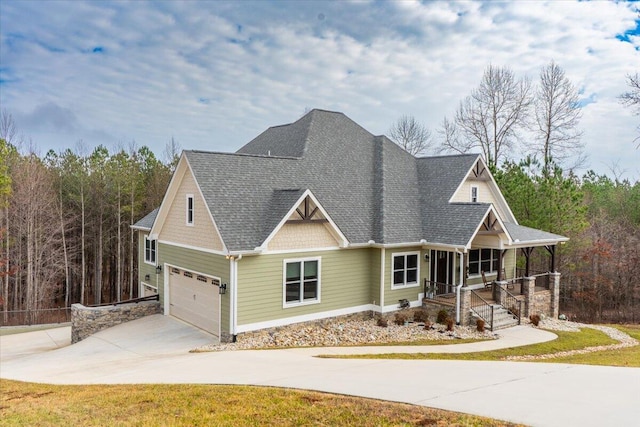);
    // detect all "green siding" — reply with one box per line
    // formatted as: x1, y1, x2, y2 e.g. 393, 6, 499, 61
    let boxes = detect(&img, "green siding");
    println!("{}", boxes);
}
138, 231, 158, 291
384, 247, 427, 307
465, 248, 517, 286
369, 249, 381, 306
236, 248, 372, 325
157, 243, 230, 334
